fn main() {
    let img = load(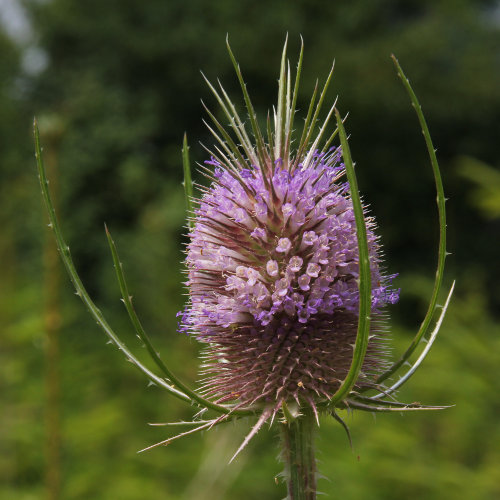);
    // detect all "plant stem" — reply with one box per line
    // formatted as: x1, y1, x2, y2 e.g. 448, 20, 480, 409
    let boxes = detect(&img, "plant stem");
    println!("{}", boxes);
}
280, 413, 317, 499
